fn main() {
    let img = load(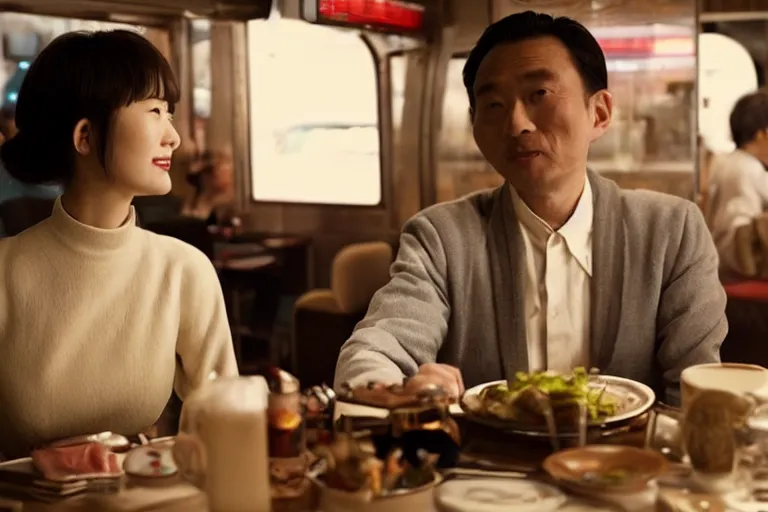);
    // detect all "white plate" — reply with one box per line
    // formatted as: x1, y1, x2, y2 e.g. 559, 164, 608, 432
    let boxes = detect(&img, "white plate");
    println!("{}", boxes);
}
724, 490, 766, 512
460, 375, 655, 437
436, 478, 566, 512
